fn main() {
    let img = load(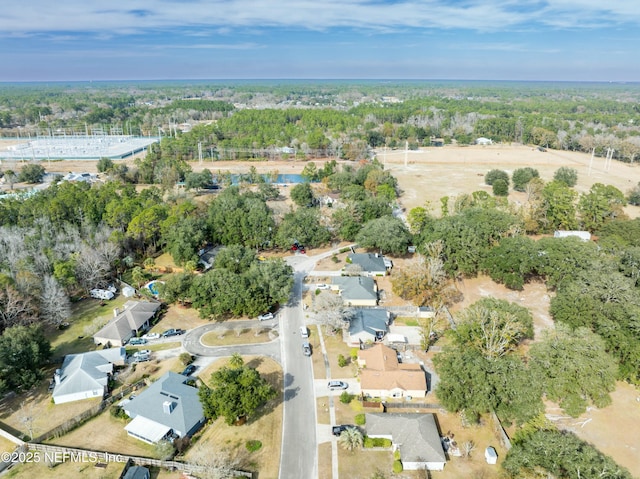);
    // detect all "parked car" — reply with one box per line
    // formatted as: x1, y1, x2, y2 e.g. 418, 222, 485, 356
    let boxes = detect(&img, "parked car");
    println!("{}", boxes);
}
161, 328, 185, 338
316, 284, 330, 290
182, 364, 197, 376
328, 380, 349, 390
142, 332, 160, 340
128, 337, 147, 346
302, 342, 312, 356
300, 326, 309, 338
332, 425, 357, 437
132, 350, 151, 362
258, 312, 274, 321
